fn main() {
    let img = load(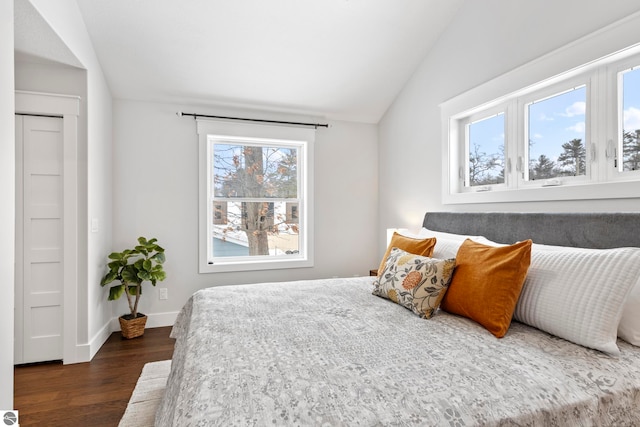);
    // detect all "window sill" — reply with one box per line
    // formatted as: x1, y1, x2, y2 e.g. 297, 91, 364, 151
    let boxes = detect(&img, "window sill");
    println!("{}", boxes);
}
443, 180, 640, 205
199, 257, 314, 273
